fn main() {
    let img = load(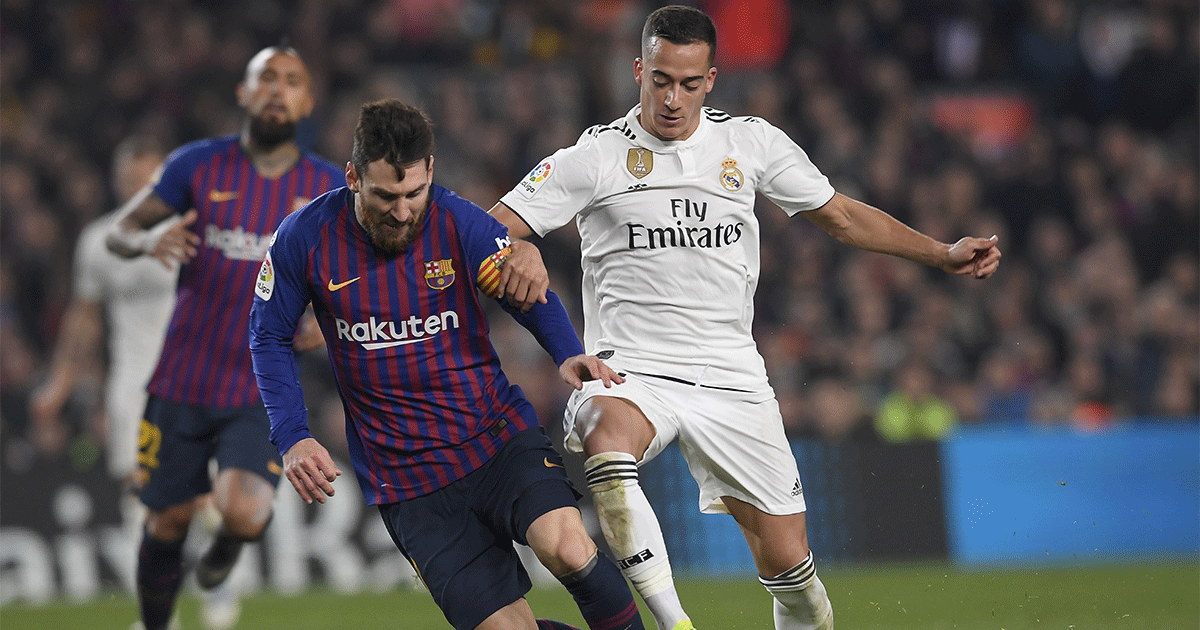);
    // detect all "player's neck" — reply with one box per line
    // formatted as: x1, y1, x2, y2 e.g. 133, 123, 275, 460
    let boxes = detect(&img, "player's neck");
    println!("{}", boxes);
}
240, 135, 301, 179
